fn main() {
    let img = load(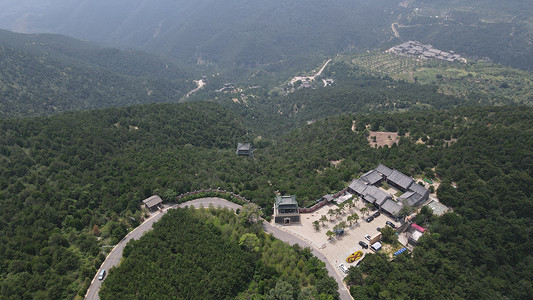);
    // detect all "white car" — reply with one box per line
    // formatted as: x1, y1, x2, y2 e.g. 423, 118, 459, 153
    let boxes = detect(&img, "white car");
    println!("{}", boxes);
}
365, 235, 371, 241
339, 263, 348, 274
98, 269, 106, 281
